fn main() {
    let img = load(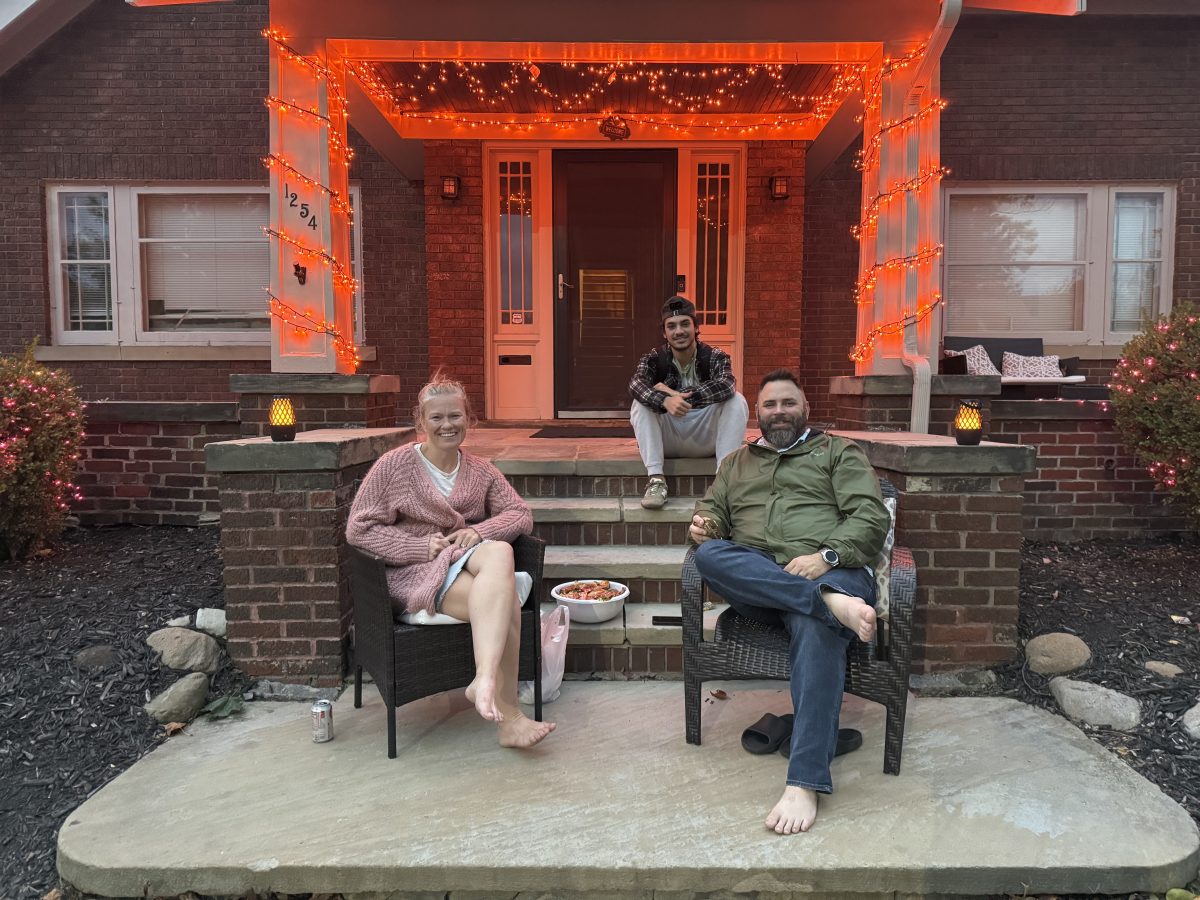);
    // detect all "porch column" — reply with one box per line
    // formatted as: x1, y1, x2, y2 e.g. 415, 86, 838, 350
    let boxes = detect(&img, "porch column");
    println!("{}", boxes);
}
265, 29, 357, 374
854, 48, 945, 377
